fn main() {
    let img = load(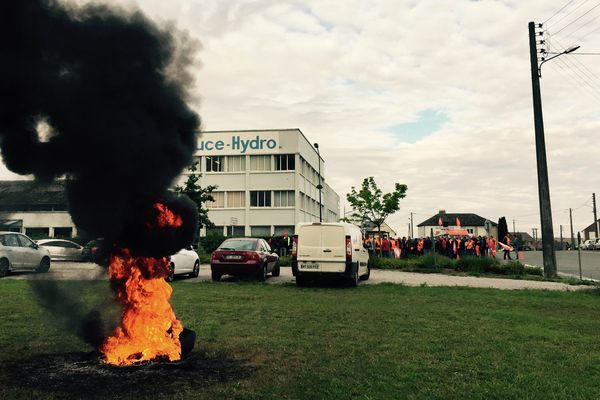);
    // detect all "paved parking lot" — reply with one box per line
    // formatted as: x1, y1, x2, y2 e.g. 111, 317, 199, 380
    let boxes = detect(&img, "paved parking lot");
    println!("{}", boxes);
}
3, 261, 588, 291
